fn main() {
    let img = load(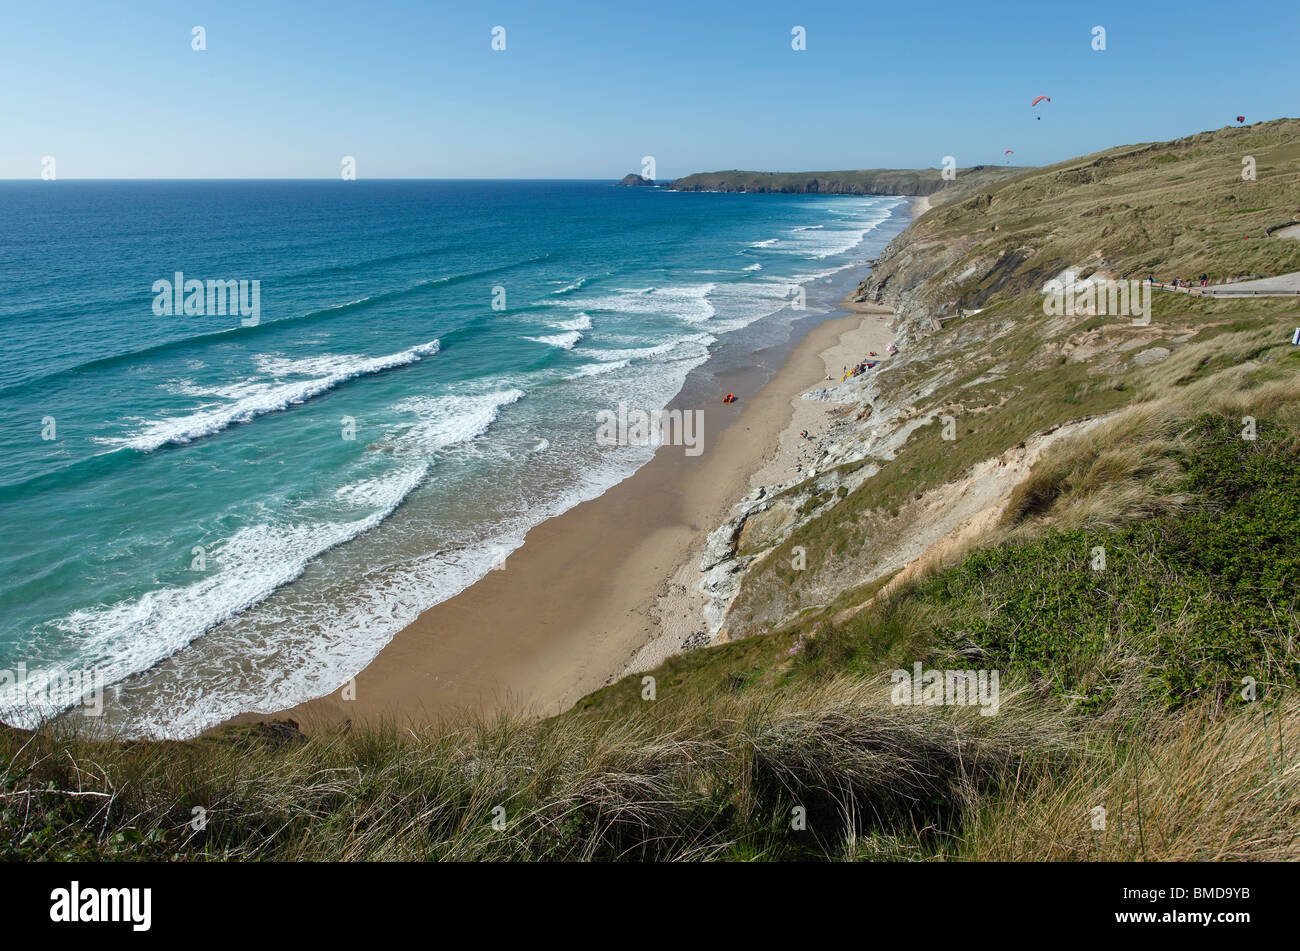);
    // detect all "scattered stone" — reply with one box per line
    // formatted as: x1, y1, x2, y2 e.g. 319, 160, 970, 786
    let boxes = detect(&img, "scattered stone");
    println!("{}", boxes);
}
681, 630, 711, 651
1132, 346, 1171, 366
